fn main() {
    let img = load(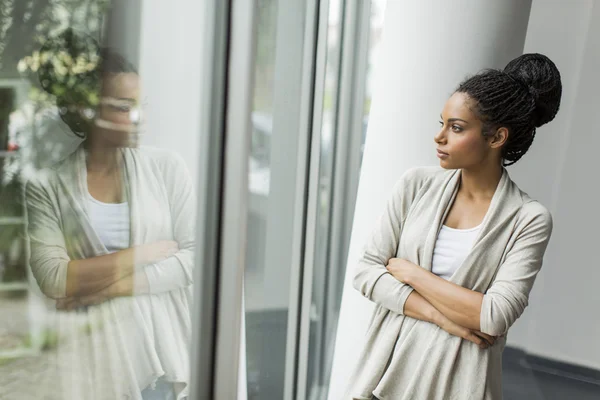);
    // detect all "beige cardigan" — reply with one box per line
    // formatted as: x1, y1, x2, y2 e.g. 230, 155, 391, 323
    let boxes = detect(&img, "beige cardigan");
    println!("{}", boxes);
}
25, 145, 195, 400
348, 167, 552, 400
